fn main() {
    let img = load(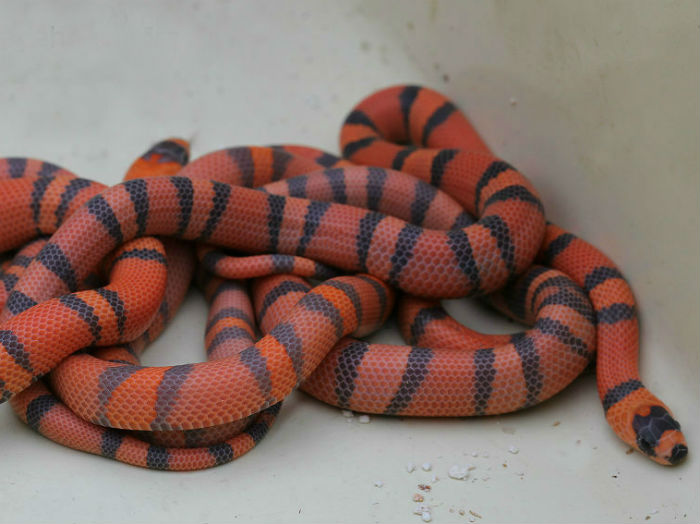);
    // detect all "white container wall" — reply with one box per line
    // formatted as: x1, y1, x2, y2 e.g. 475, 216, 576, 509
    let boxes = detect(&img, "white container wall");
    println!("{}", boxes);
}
1, 2, 697, 523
